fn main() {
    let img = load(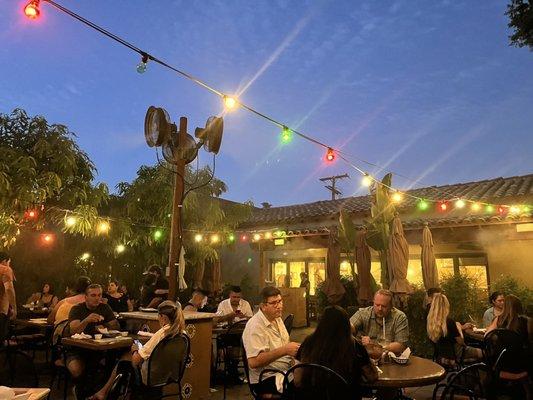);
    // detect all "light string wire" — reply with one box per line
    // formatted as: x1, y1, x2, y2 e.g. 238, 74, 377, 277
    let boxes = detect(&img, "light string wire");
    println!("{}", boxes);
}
37, 0, 528, 212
